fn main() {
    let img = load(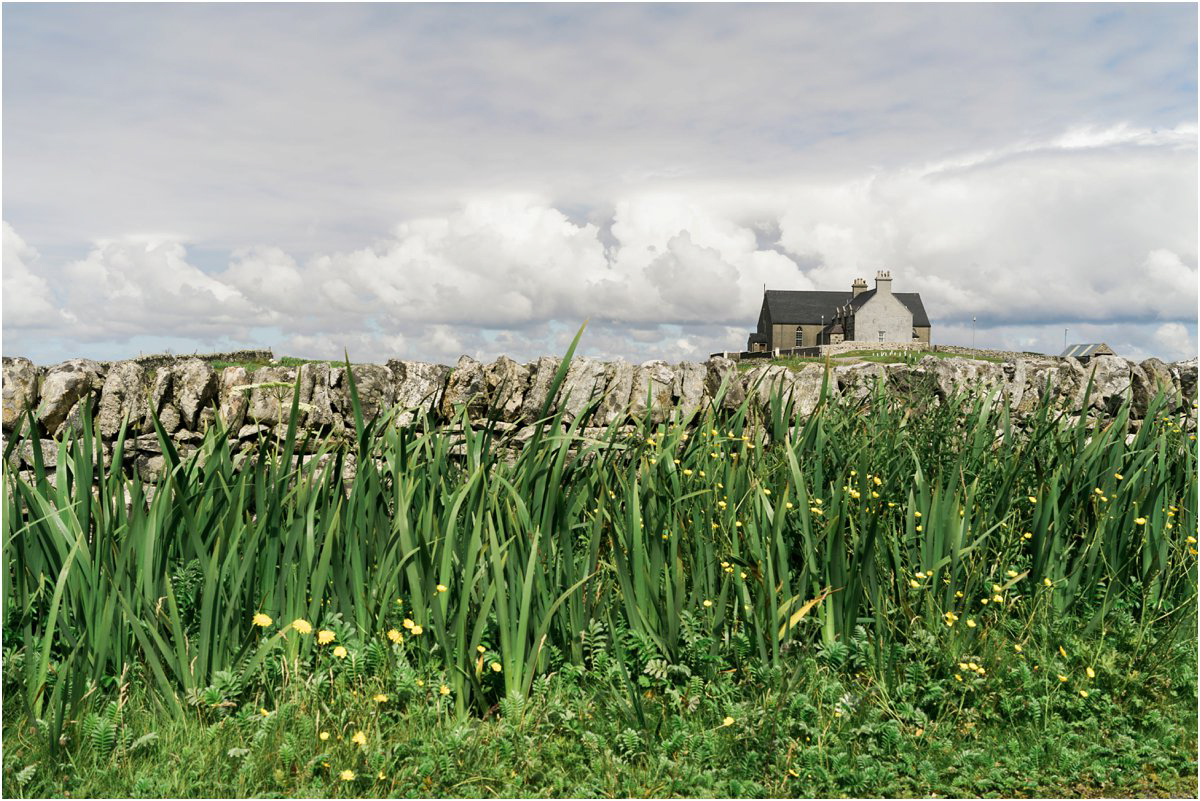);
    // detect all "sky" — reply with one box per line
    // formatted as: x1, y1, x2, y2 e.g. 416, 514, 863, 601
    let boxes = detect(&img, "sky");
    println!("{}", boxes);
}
2, 2, 1197, 366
